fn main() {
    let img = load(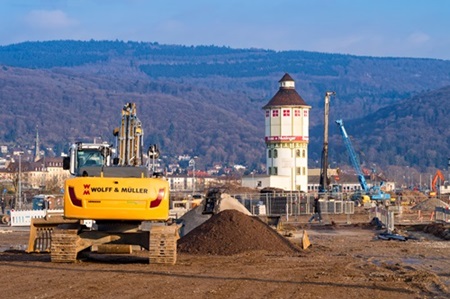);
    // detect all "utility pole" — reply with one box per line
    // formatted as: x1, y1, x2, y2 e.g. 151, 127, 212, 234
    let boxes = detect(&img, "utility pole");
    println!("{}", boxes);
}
17, 152, 24, 209
189, 158, 196, 196
319, 91, 335, 194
